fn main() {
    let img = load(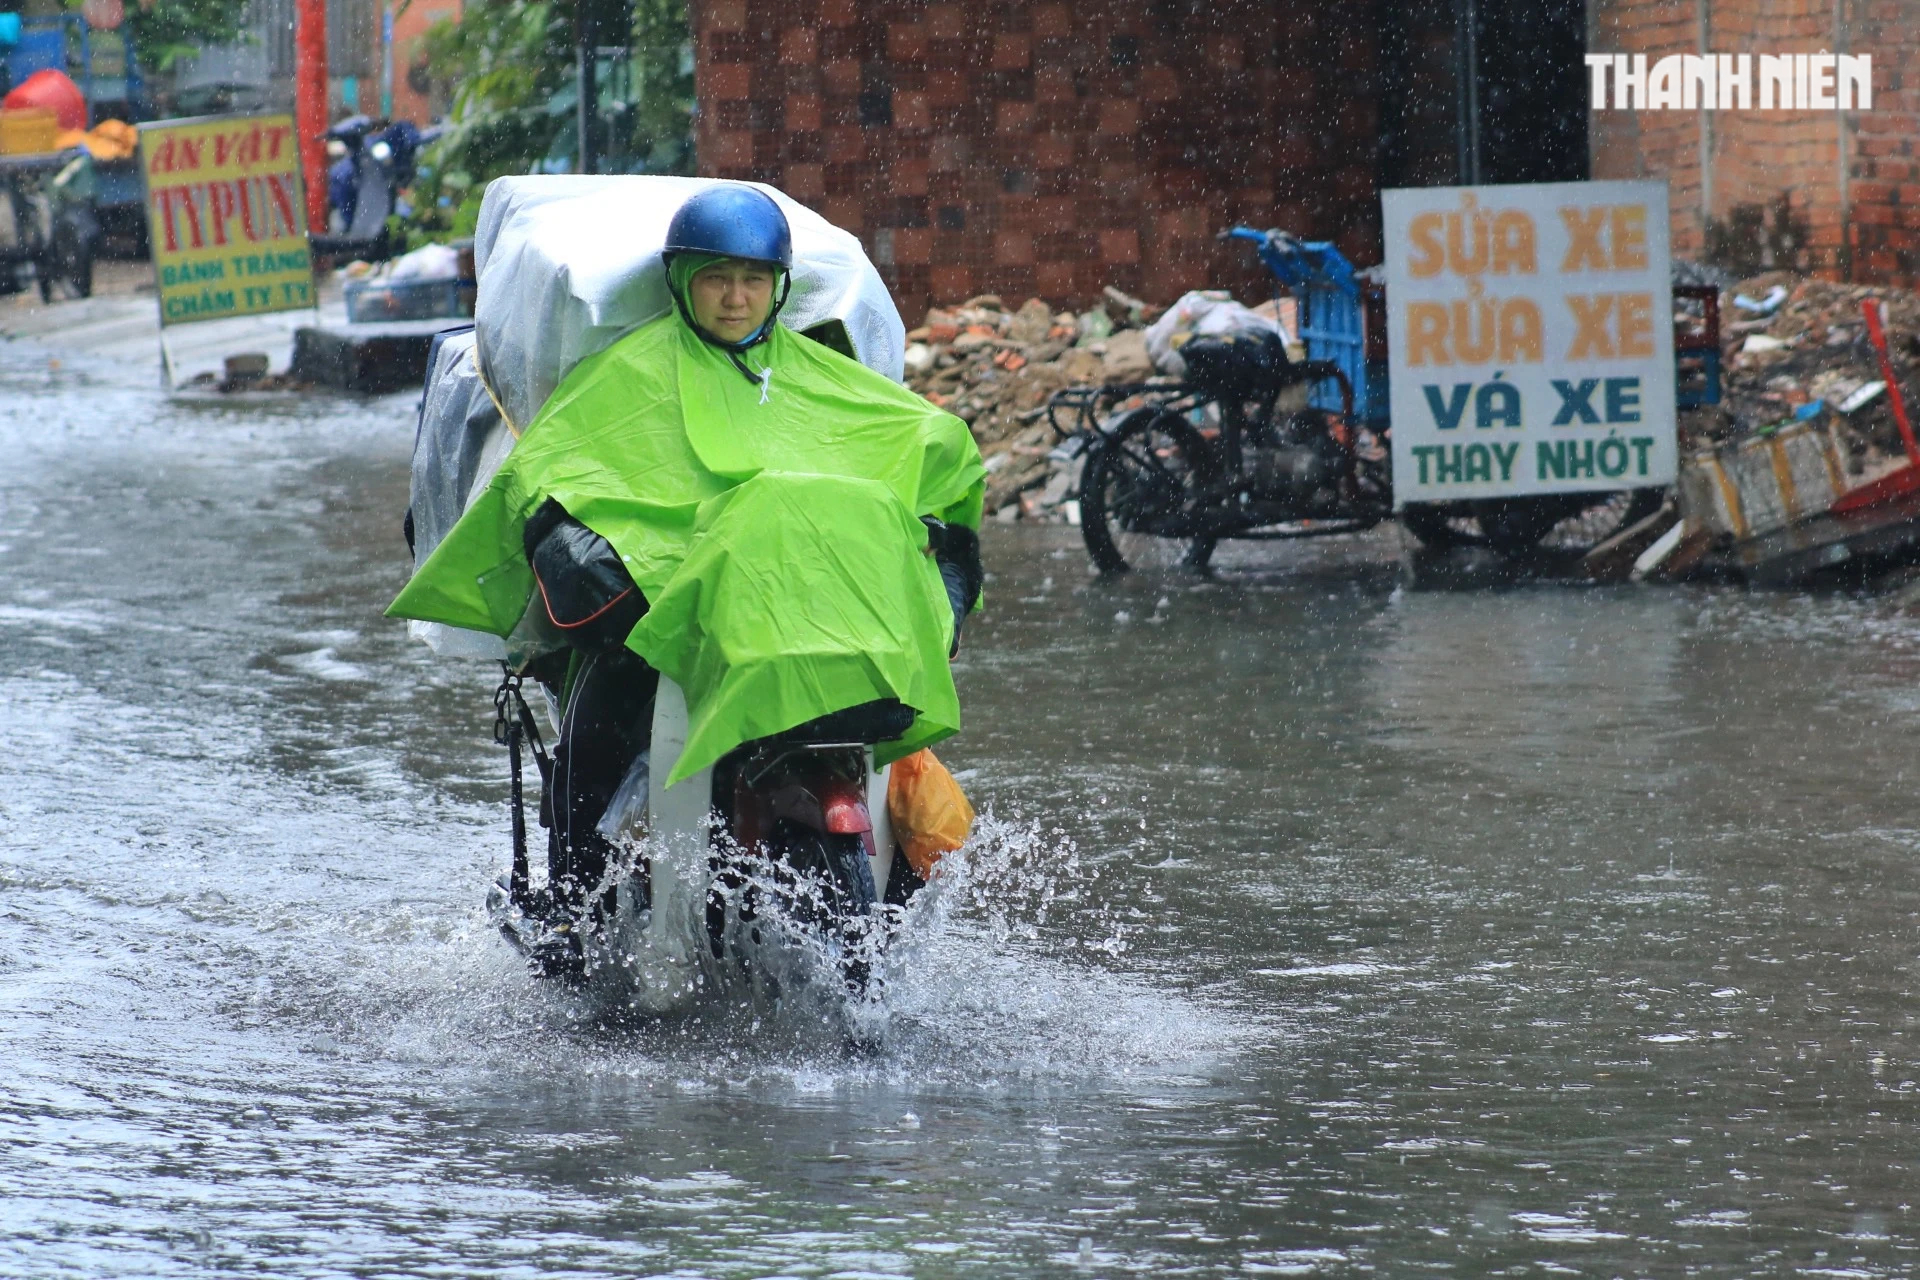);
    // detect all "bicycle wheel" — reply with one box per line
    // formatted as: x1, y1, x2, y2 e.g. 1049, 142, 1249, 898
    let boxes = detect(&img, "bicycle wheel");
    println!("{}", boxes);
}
1079, 408, 1213, 574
